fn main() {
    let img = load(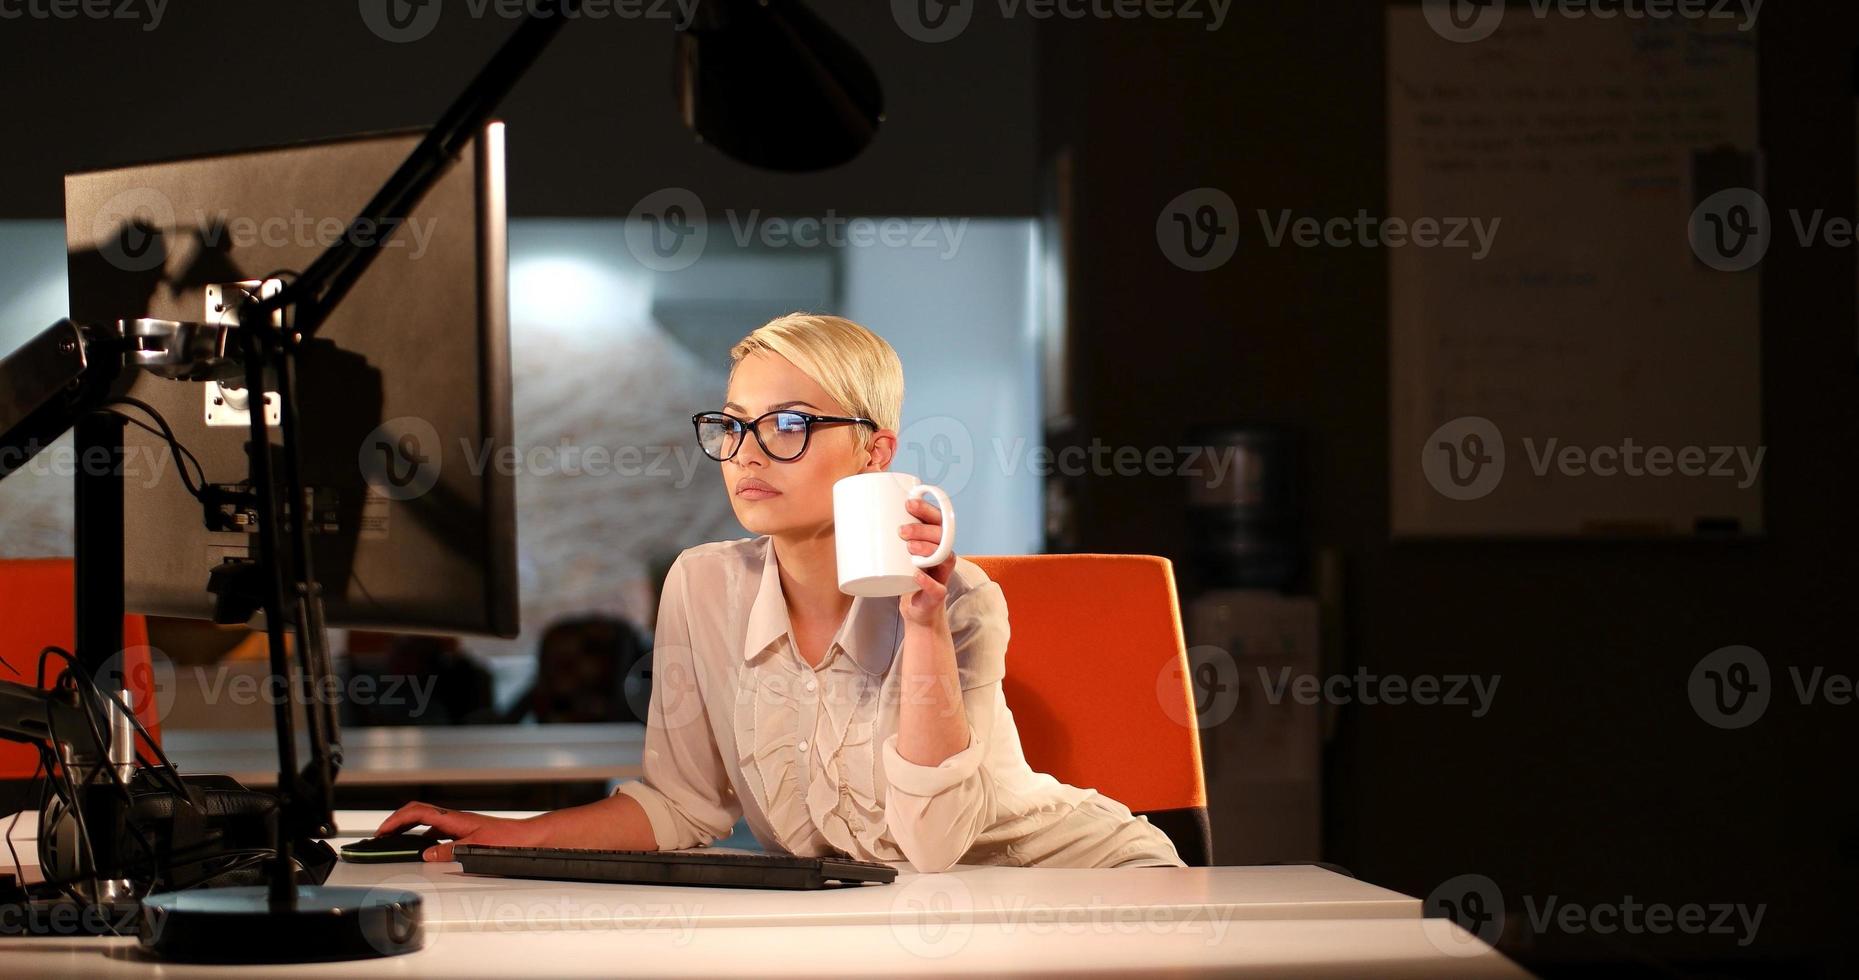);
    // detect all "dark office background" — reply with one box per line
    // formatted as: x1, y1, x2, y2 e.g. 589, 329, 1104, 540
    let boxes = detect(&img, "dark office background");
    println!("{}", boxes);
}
1, 1, 1854, 975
